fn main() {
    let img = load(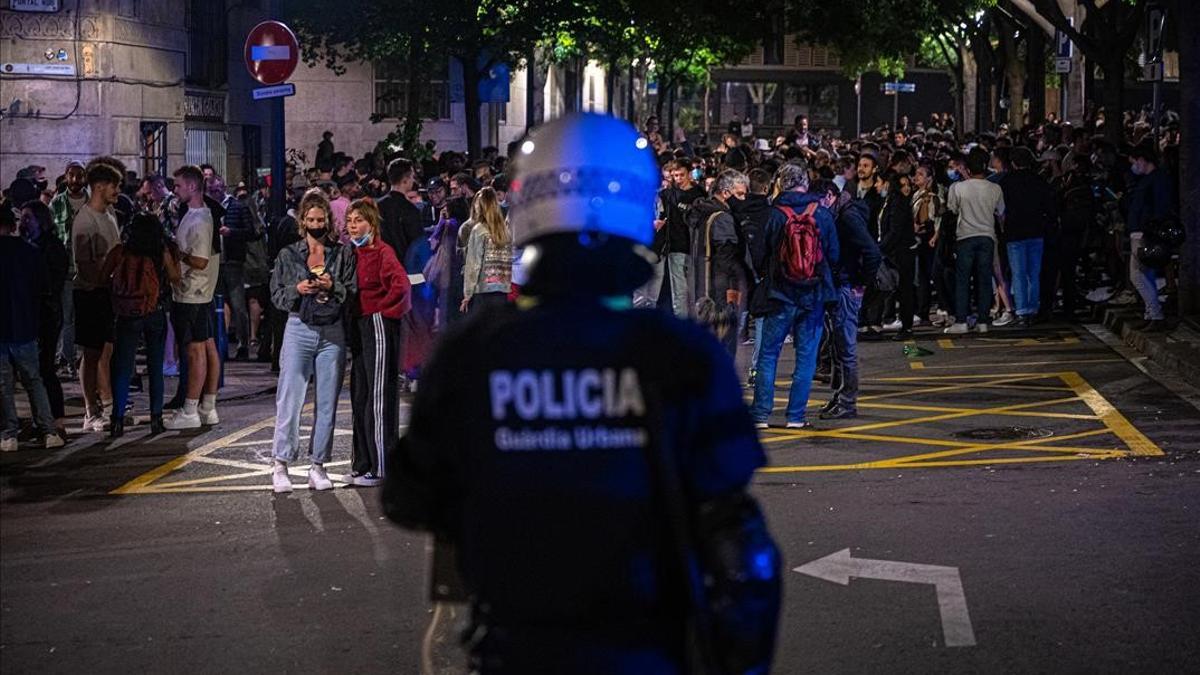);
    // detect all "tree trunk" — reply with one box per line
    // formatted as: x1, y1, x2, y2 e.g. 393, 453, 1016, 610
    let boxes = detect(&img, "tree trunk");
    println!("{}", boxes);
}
1006, 62, 1028, 130
460, 55, 484, 157
605, 59, 616, 115
403, 39, 429, 156
654, 76, 667, 123
1178, 0, 1200, 316
1026, 27, 1046, 125
1097, 56, 1125, 145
